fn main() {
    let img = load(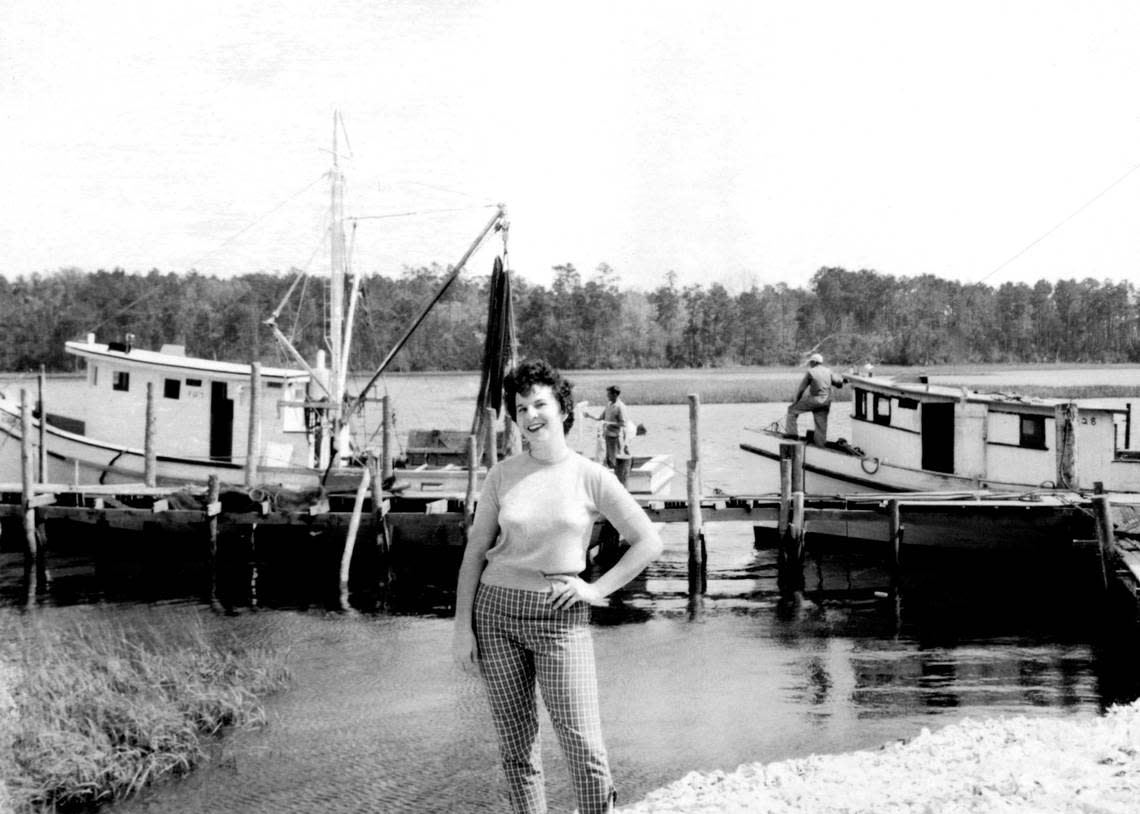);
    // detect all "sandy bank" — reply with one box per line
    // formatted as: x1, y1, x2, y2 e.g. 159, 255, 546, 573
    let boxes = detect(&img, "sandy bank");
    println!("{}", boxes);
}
620, 701, 1140, 814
